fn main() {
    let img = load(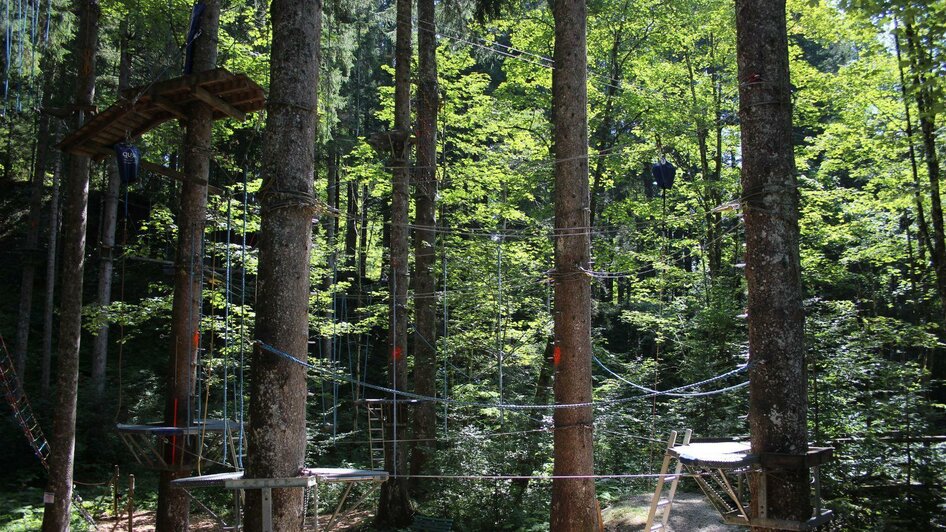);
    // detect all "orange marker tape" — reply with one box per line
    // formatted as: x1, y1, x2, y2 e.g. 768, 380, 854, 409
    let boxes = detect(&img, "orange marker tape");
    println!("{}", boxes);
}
553, 346, 562, 366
